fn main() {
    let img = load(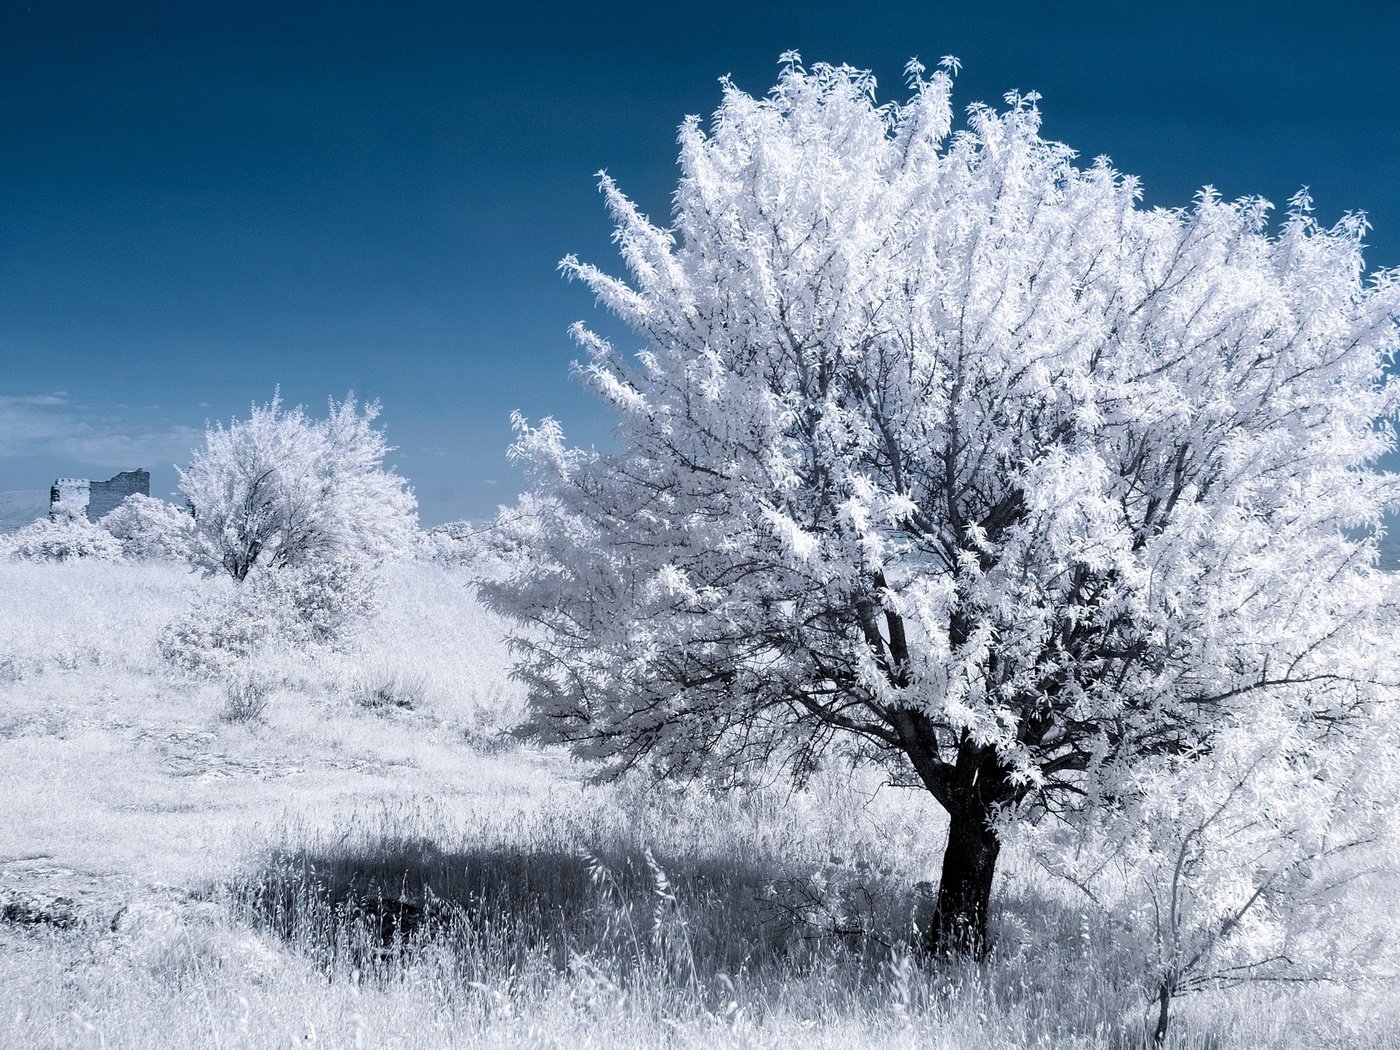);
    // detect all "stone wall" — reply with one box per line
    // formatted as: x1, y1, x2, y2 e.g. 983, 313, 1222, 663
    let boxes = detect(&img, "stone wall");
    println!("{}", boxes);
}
50, 470, 150, 522
49, 478, 90, 519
